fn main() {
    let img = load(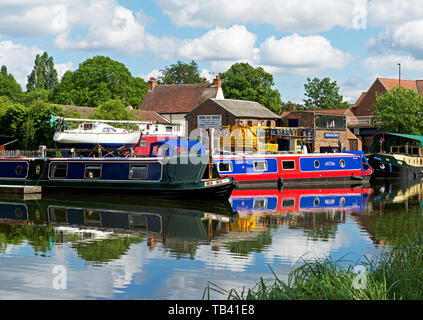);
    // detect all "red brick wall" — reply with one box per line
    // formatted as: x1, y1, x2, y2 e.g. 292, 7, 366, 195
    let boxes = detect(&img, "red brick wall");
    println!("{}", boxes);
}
353, 79, 387, 117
